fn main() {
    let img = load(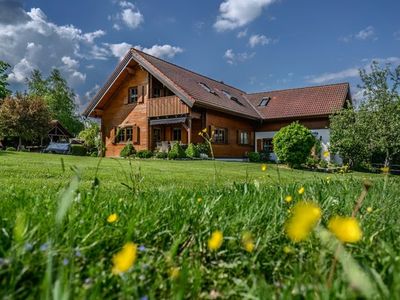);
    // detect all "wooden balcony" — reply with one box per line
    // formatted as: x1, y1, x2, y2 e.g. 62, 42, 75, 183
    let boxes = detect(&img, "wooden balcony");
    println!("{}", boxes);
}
148, 96, 189, 118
